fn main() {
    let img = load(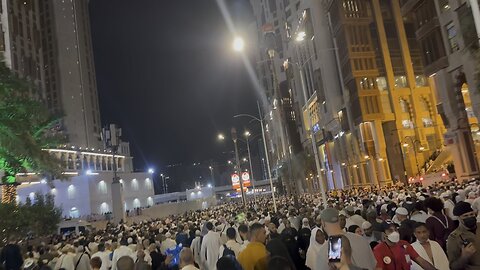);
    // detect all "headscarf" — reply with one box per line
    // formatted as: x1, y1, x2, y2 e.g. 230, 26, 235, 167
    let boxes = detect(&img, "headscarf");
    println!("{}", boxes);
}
306, 227, 323, 269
